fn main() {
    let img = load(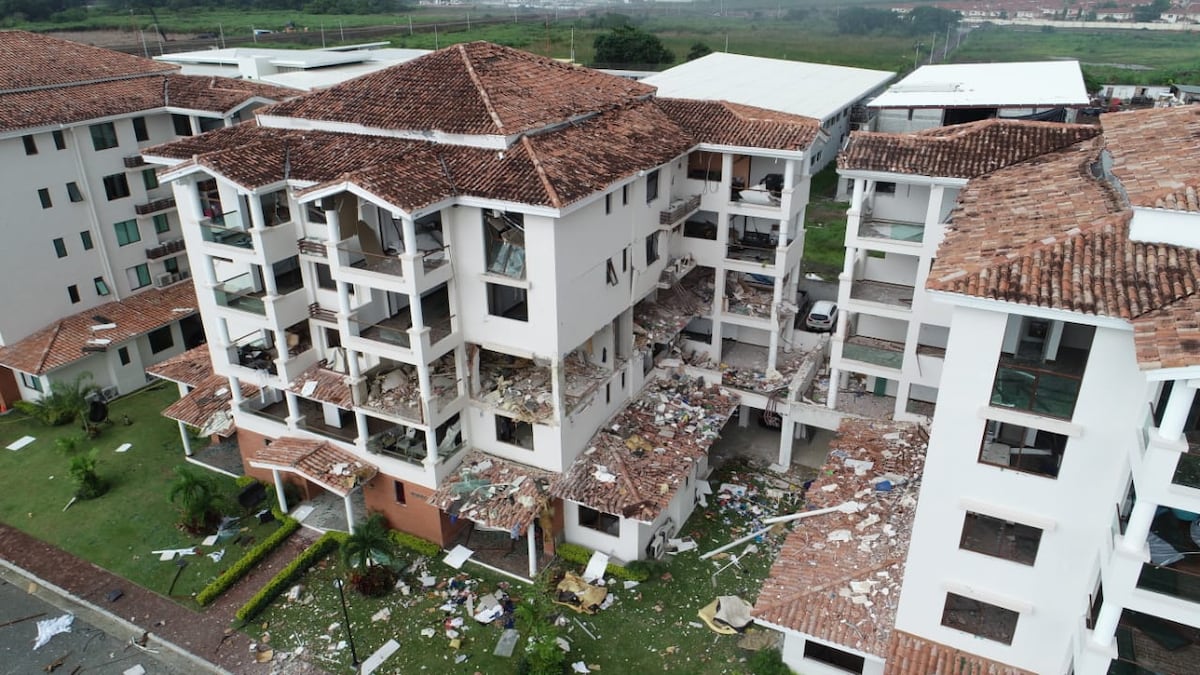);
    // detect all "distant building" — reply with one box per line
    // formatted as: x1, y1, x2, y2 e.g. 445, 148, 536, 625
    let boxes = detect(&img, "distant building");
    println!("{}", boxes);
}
155, 44, 430, 91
